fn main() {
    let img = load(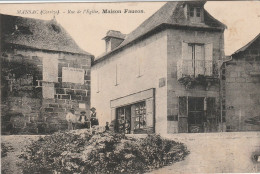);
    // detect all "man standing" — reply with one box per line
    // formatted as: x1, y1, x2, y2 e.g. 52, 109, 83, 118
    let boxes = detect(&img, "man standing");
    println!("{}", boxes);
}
90, 107, 99, 127
66, 108, 77, 130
